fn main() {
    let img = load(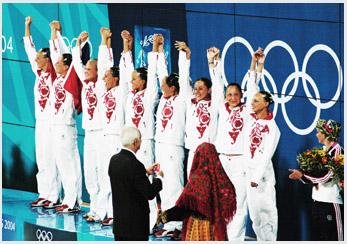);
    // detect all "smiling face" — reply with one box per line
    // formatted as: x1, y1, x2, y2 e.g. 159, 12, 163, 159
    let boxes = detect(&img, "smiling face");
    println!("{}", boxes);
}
35, 51, 49, 70
251, 92, 269, 114
84, 60, 97, 81
226, 85, 242, 108
194, 80, 210, 101
103, 69, 118, 91
131, 70, 145, 91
